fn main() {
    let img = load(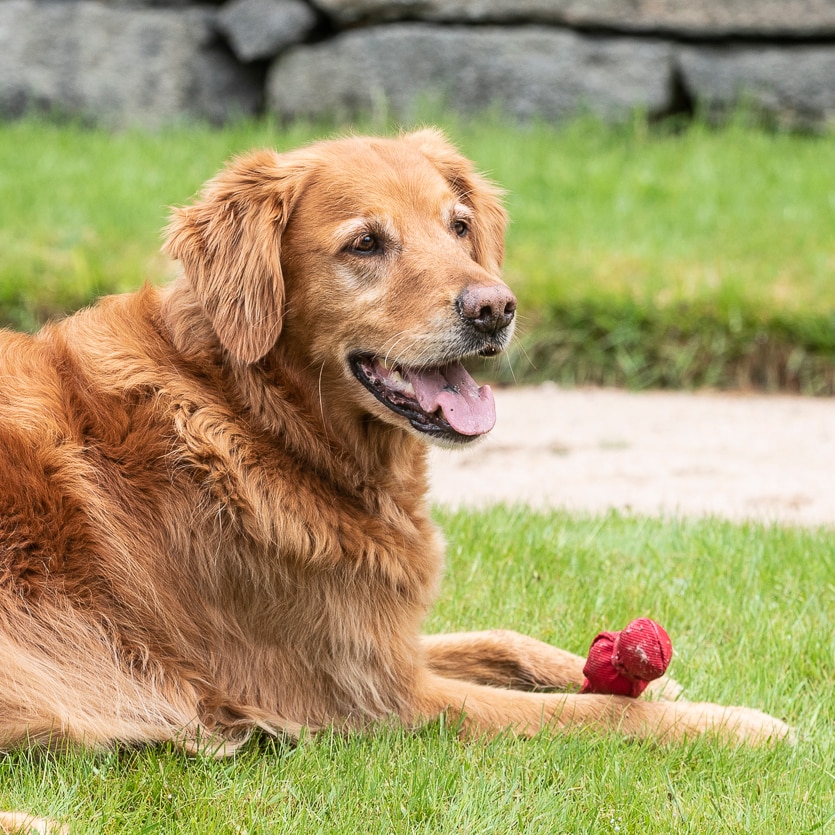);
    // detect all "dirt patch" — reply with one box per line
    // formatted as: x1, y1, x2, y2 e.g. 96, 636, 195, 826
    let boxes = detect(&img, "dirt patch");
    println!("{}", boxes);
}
429, 383, 835, 527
